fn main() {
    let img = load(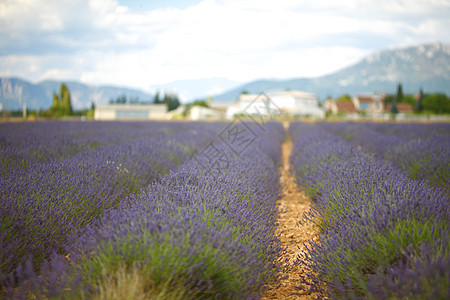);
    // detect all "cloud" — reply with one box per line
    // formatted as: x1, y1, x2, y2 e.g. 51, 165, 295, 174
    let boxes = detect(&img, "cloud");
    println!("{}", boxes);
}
1, 0, 450, 92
